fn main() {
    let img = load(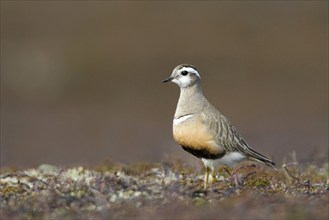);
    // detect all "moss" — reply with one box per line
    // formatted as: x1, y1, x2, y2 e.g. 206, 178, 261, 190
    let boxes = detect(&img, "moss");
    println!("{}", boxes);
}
0, 160, 328, 219
244, 174, 271, 188
1, 185, 24, 198
123, 162, 160, 176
